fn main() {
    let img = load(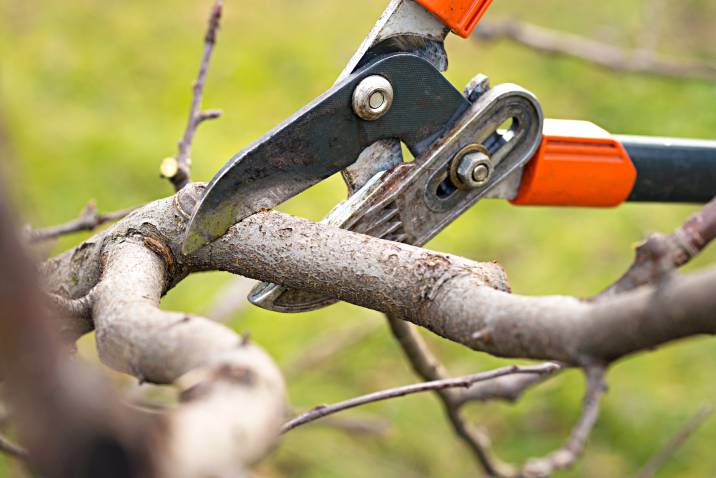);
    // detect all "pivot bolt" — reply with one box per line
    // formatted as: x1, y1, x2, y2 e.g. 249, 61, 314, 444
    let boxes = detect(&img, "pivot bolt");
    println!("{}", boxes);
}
353, 75, 394, 121
450, 144, 493, 190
